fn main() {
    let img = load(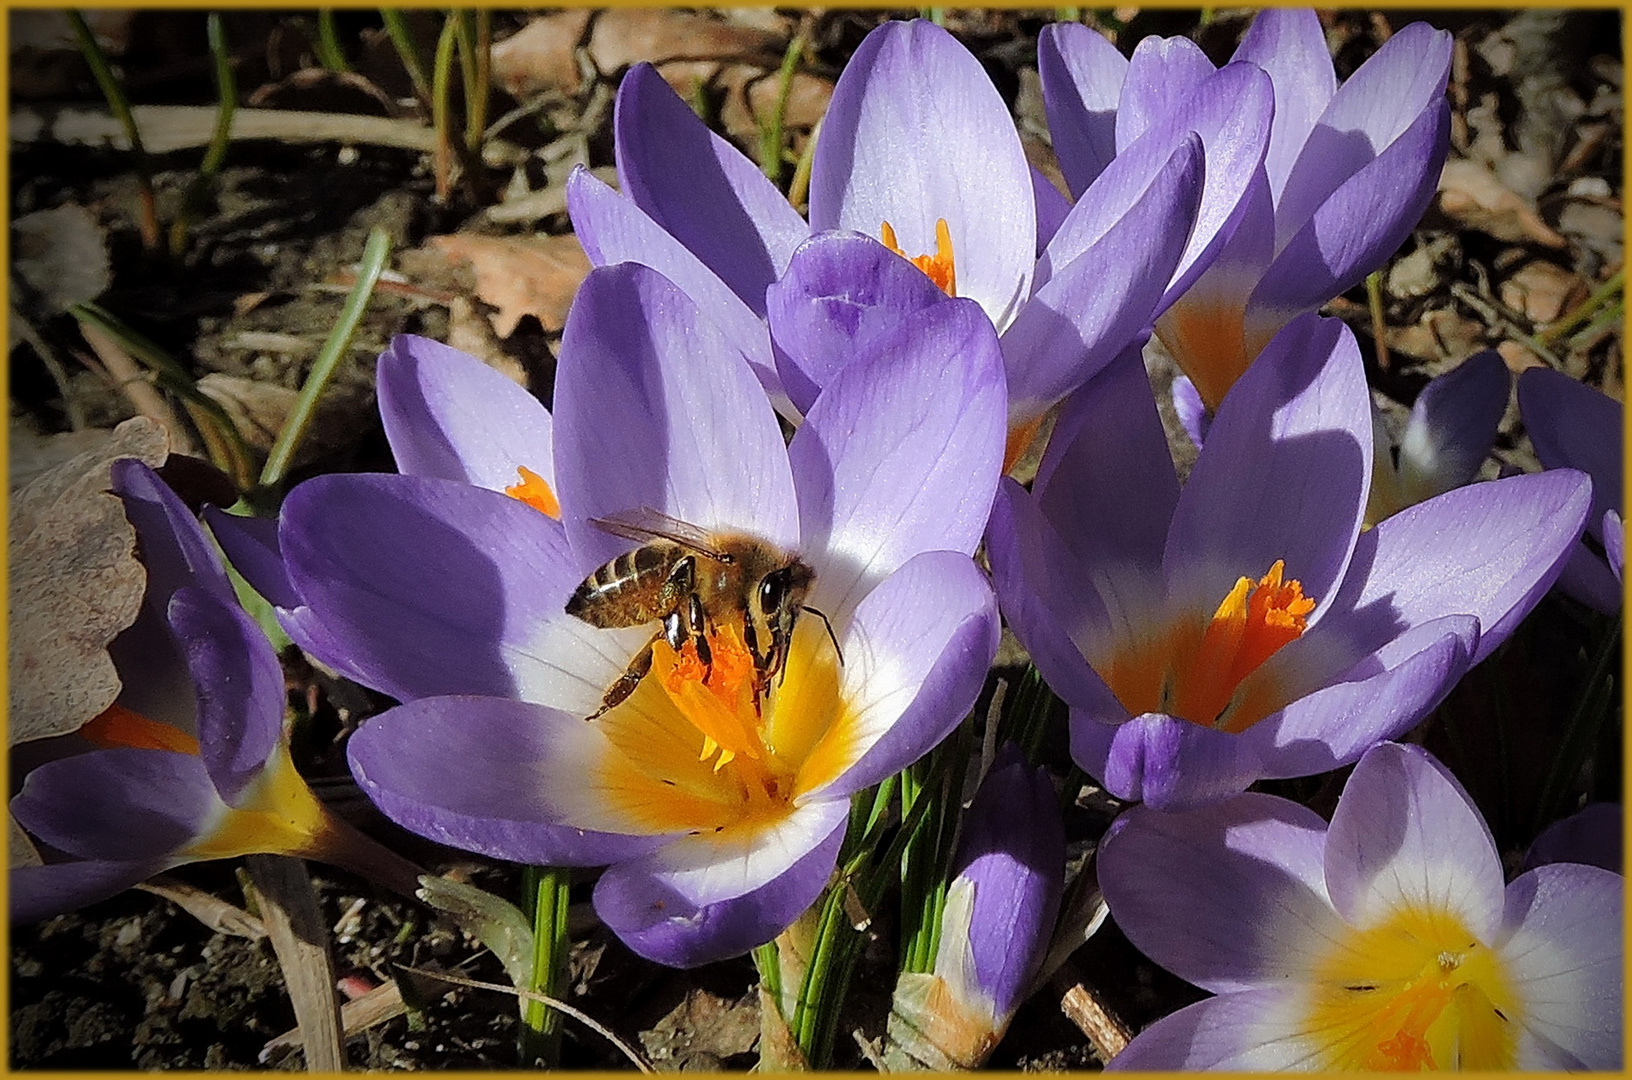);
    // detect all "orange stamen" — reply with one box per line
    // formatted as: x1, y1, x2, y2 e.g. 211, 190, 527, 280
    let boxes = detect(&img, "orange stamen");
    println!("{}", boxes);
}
658, 622, 766, 772
81, 704, 200, 755
880, 218, 957, 297
1172, 559, 1314, 729
504, 465, 560, 518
